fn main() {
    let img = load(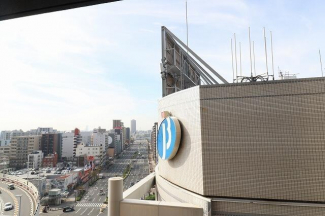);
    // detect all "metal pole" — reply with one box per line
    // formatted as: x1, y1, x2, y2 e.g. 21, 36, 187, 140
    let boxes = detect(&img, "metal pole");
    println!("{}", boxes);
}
263, 27, 269, 77
239, 42, 242, 76
319, 49, 324, 77
186, 0, 189, 54
249, 27, 253, 77
231, 38, 235, 83
253, 41, 256, 76
234, 33, 238, 82
270, 31, 275, 80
